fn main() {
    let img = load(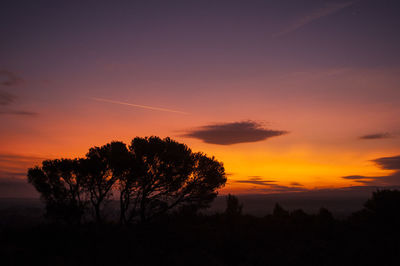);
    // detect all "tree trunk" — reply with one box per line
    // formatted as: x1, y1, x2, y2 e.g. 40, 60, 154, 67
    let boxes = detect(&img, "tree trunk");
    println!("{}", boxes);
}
140, 198, 146, 223
94, 203, 102, 223
119, 192, 127, 225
